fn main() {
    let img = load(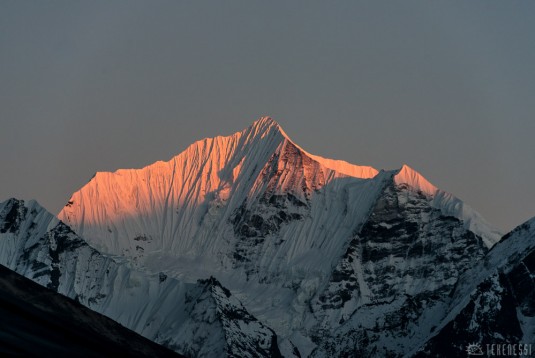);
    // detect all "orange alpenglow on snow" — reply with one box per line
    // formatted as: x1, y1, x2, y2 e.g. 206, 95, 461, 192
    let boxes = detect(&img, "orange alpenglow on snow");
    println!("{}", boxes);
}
59, 117, 501, 266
